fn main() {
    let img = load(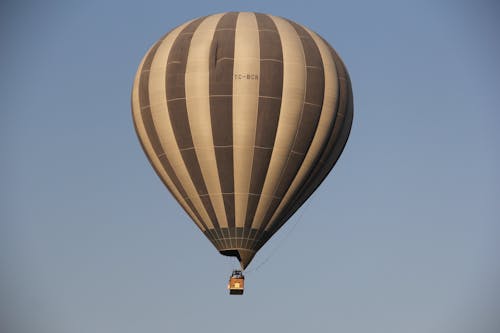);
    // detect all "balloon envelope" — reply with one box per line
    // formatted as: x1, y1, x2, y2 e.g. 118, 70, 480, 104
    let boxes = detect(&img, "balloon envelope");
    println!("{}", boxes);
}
132, 12, 353, 269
